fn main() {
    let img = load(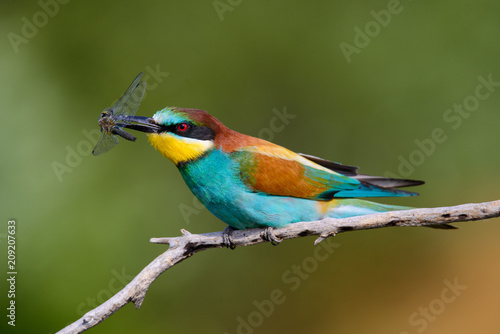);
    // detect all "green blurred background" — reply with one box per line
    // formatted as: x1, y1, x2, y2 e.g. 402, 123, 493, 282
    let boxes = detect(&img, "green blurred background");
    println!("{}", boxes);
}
1, 1, 499, 333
